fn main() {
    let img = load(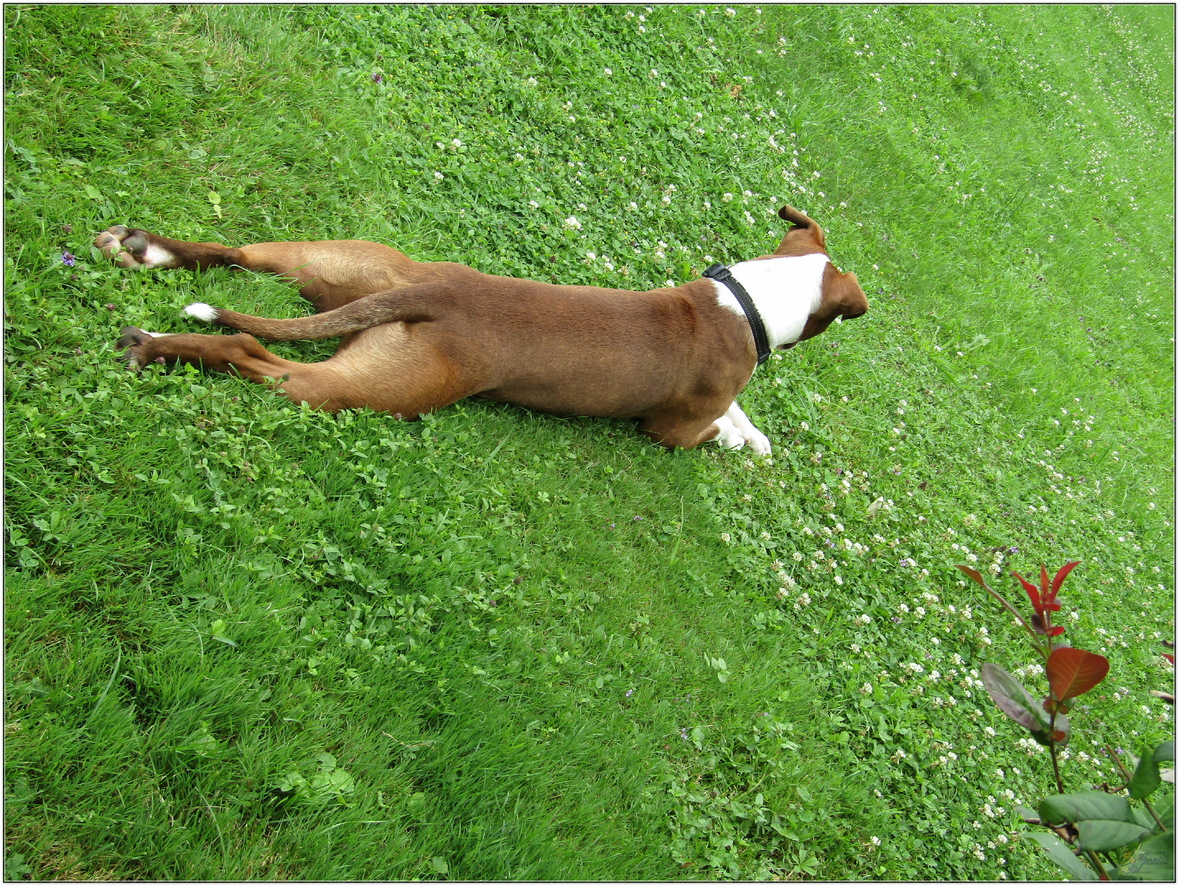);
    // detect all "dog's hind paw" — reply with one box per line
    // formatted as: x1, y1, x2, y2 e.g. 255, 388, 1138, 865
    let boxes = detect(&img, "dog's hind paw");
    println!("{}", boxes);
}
117, 326, 169, 369
95, 226, 179, 270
